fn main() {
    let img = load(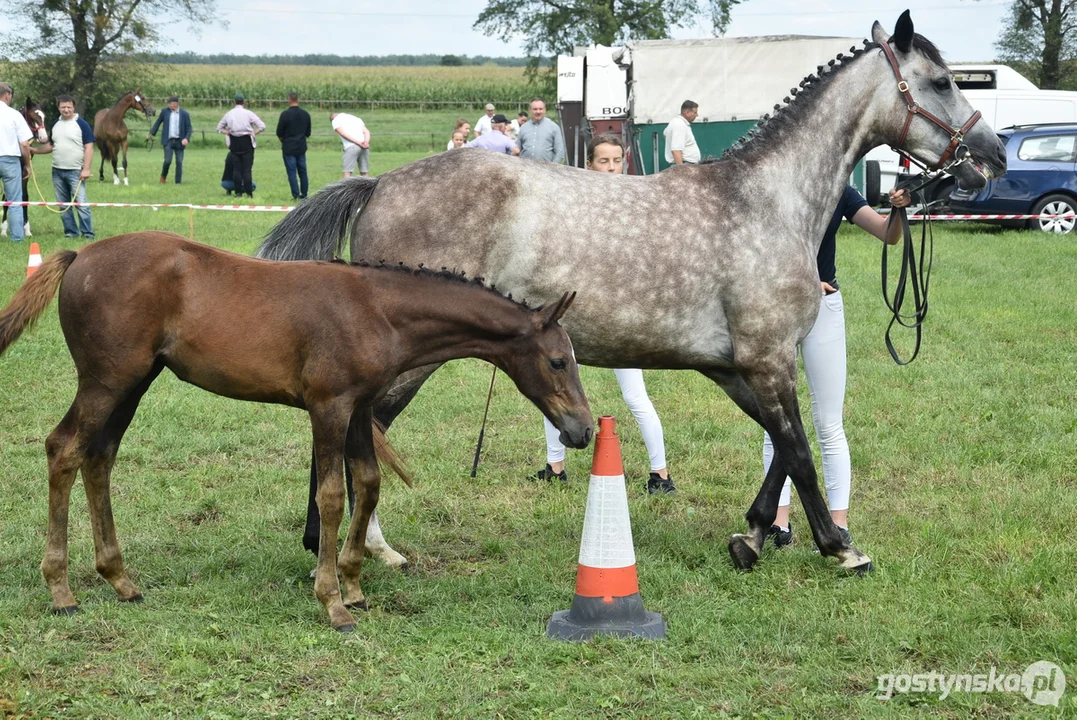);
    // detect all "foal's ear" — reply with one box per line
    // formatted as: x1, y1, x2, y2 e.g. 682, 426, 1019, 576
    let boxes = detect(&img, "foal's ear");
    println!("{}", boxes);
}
541, 291, 576, 327
25, 96, 33, 108
890, 10, 914, 54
